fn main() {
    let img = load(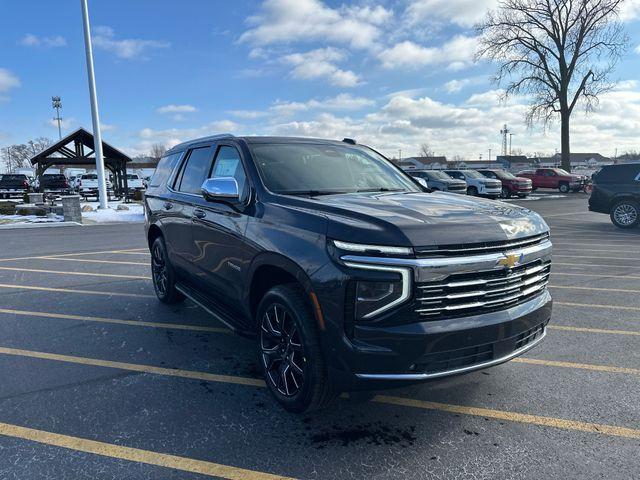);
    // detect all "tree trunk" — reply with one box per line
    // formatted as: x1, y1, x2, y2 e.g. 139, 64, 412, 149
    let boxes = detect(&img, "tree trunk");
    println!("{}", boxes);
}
560, 110, 571, 172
